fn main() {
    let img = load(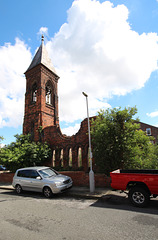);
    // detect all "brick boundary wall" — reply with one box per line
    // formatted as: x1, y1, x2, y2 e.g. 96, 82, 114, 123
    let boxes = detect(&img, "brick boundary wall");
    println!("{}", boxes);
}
0, 172, 14, 183
0, 171, 111, 188
60, 171, 111, 187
